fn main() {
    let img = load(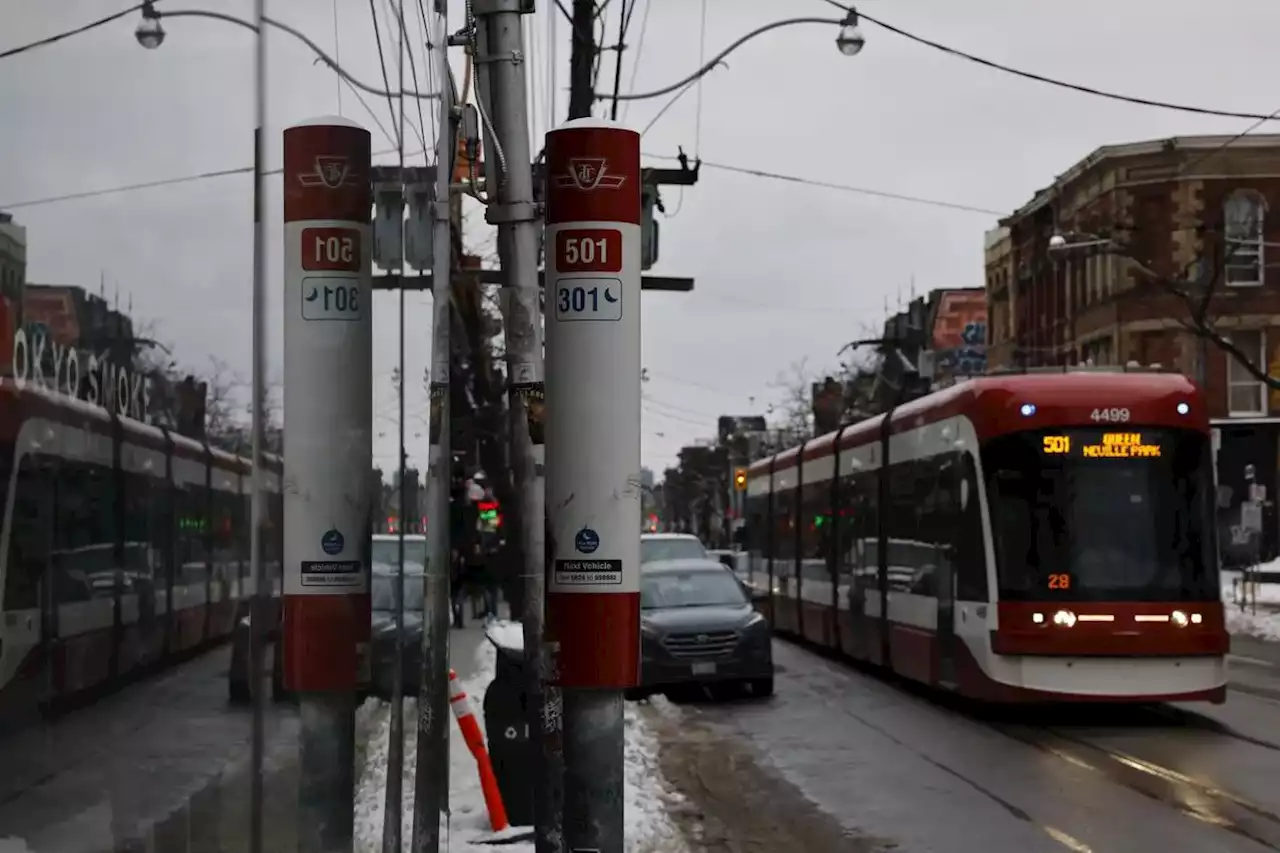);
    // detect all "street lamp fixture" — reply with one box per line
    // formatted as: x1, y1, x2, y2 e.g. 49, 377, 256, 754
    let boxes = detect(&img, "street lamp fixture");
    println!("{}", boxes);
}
835, 10, 866, 57
1047, 230, 1113, 253
135, 1, 165, 50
